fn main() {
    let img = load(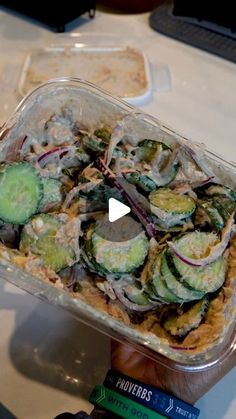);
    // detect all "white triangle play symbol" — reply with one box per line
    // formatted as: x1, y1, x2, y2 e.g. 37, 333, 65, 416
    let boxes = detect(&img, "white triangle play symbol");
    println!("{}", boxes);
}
108, 198, 131, 222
